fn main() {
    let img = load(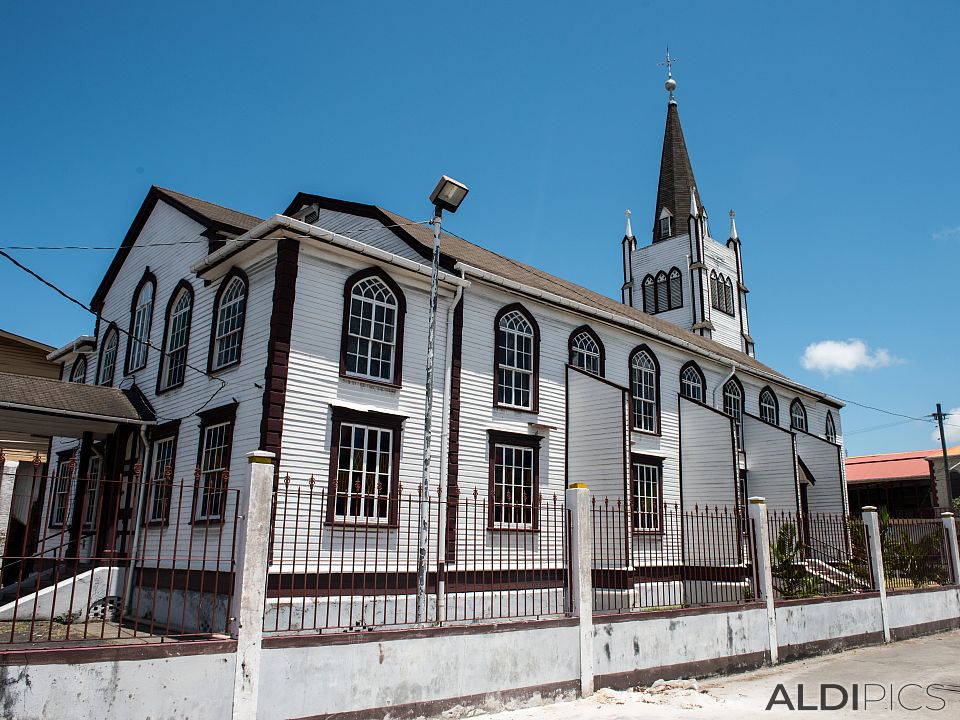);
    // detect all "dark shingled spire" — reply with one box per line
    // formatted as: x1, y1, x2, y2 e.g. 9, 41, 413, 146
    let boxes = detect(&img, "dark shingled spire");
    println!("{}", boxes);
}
652, 101, 702, 242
